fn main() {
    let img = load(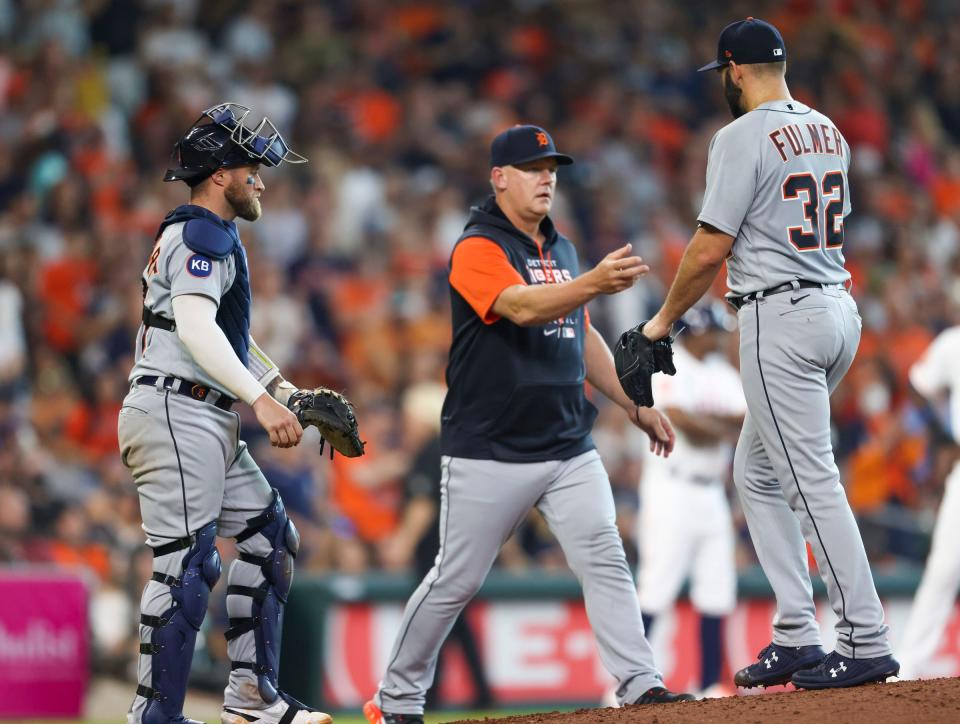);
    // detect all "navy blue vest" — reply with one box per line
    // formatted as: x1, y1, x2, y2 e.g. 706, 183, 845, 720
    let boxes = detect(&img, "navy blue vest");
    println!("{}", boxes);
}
154, 204, 251, 366
440, 197, 597, 462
